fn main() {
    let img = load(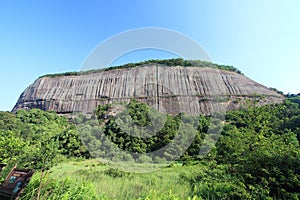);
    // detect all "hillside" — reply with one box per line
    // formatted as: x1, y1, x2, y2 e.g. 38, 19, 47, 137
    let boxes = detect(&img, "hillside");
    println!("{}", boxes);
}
12, 59, 284, 115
